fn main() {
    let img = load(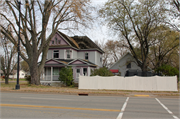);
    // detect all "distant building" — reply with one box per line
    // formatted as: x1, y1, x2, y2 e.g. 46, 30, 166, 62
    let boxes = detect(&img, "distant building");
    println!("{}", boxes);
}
109, 52, 141, 76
